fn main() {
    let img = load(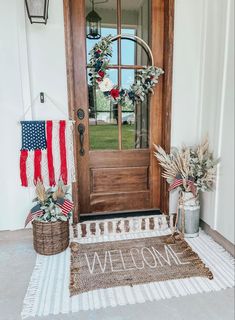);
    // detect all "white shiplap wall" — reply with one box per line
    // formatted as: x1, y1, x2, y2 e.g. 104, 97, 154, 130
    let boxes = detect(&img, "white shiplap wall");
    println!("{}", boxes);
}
0, 0, 67, 230
171, 0, 234, 243
0, 0, 234, 243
